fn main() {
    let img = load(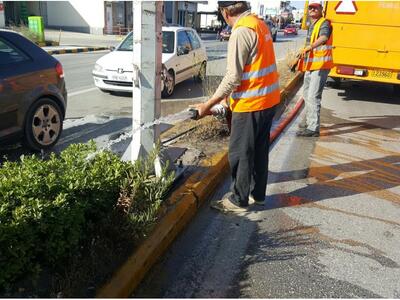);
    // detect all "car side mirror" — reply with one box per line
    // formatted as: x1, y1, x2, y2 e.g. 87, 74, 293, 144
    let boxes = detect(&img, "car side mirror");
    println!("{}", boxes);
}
110, 46, 116, 51
177, 46, 190, 56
